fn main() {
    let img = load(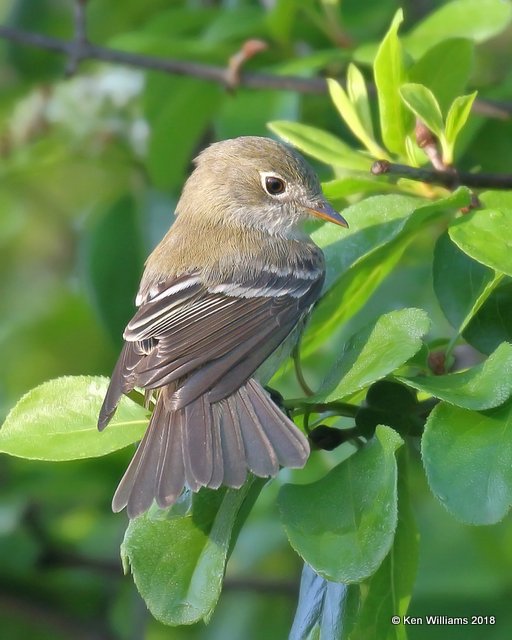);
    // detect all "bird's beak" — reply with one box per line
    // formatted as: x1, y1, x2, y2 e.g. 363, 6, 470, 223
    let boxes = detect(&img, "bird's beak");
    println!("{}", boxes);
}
306, 201, 349, 228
